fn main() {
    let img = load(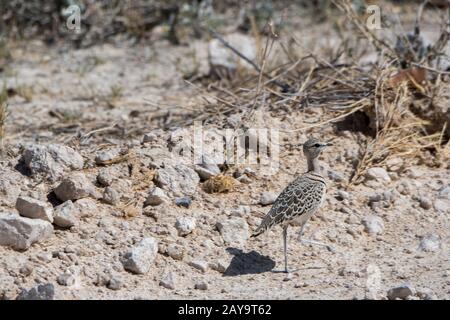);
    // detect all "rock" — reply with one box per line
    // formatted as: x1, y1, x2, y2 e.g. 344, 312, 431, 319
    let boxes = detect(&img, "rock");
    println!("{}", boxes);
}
216, 217, 249, 246
97, 167, 120, 187
209, 260, 227, 273
362, 215, 384, 236
160, 272, 176, 290
417, 288, 437, 300
53, 200, 78, 228
419, 234, 441, 252
155, 164, 200, 197
438, 186, 450, 200
175, 197, 192, 208
54, 172, 96, 202
19, 264, 33, 276
387, 284, 414, 300
419, 197, 432, 210
74, 198, 99, 218
15, 196, 54, 223
230, 206, 251, 217
195, 281, 208, 290
175, 217, 196, 236
95, 147, 121, 165
16, 283, 55, 300
209, 33, 256, 70
335, 190, 349, 201
365, 167, 391, 183
21, 144, 83, 181
189, 260, 208, 273
143, 132, 157, 143
167, 243, 185, 261
434, 199, 449, 213
122, 237, 158, 274
328, 170, 345, 182
102, 187, 120, 205
107, 277, 123, 290
57, 273, 76, 286
259, 192, 278, 206
195, 156, 221, 180
145, 187, 168, 206
0, 214, 53, 250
